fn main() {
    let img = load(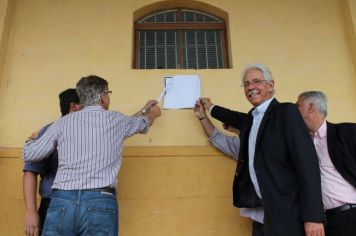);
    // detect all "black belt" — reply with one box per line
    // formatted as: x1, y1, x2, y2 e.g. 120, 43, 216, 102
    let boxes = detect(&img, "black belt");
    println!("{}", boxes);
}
325, 204, 356, 217
53, 188, 116, 195
89, 187, 116, 195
